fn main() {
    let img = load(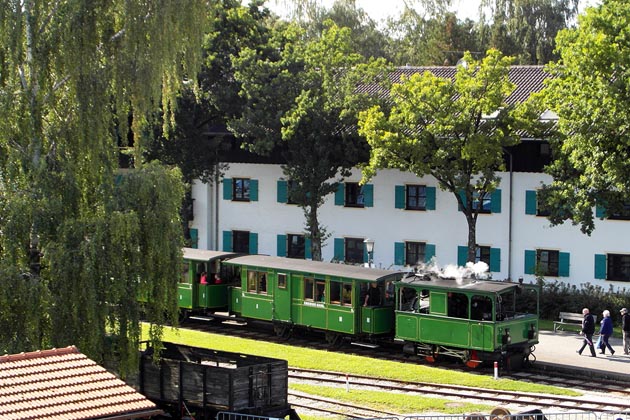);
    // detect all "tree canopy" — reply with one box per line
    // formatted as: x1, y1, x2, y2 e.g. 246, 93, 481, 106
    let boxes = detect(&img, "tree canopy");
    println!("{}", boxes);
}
0, 0, 207, 374
539, 0, 630, 234
358, 50, 540, 264
230, 21, 390, 261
